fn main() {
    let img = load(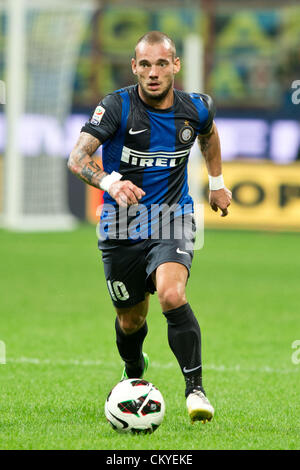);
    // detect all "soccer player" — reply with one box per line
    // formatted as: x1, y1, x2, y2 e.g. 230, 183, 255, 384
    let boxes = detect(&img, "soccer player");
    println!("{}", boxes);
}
68, 31, 232, 423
